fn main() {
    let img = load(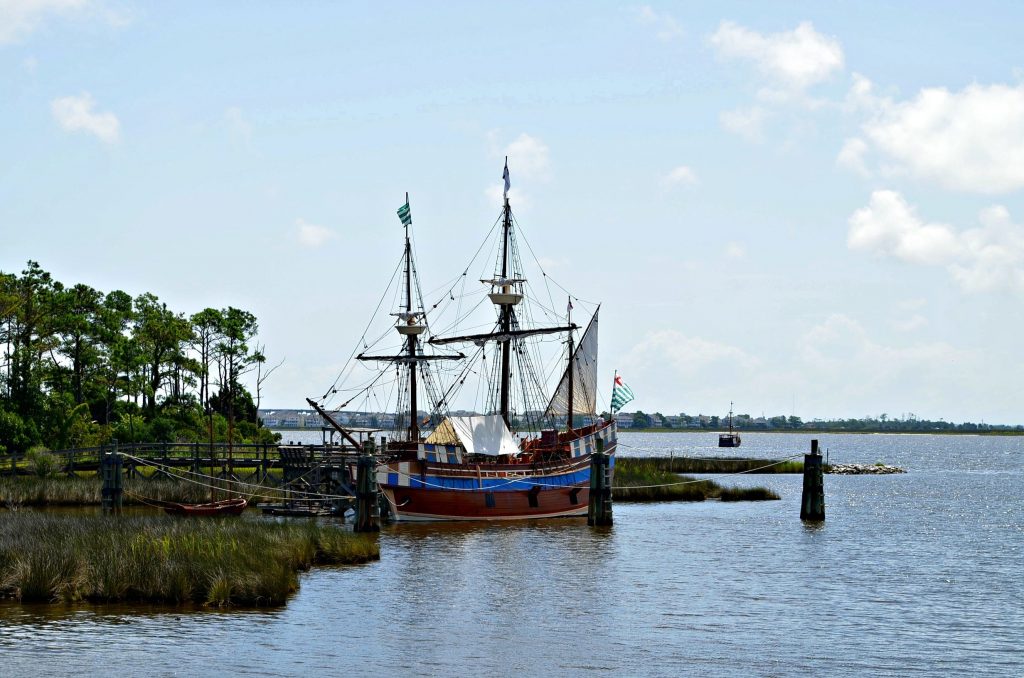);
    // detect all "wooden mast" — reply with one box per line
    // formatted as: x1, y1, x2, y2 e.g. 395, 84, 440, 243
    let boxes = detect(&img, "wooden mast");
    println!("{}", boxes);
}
566, 296, 574, 433
499, 178, 512, 428
404, 192, 419, 440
